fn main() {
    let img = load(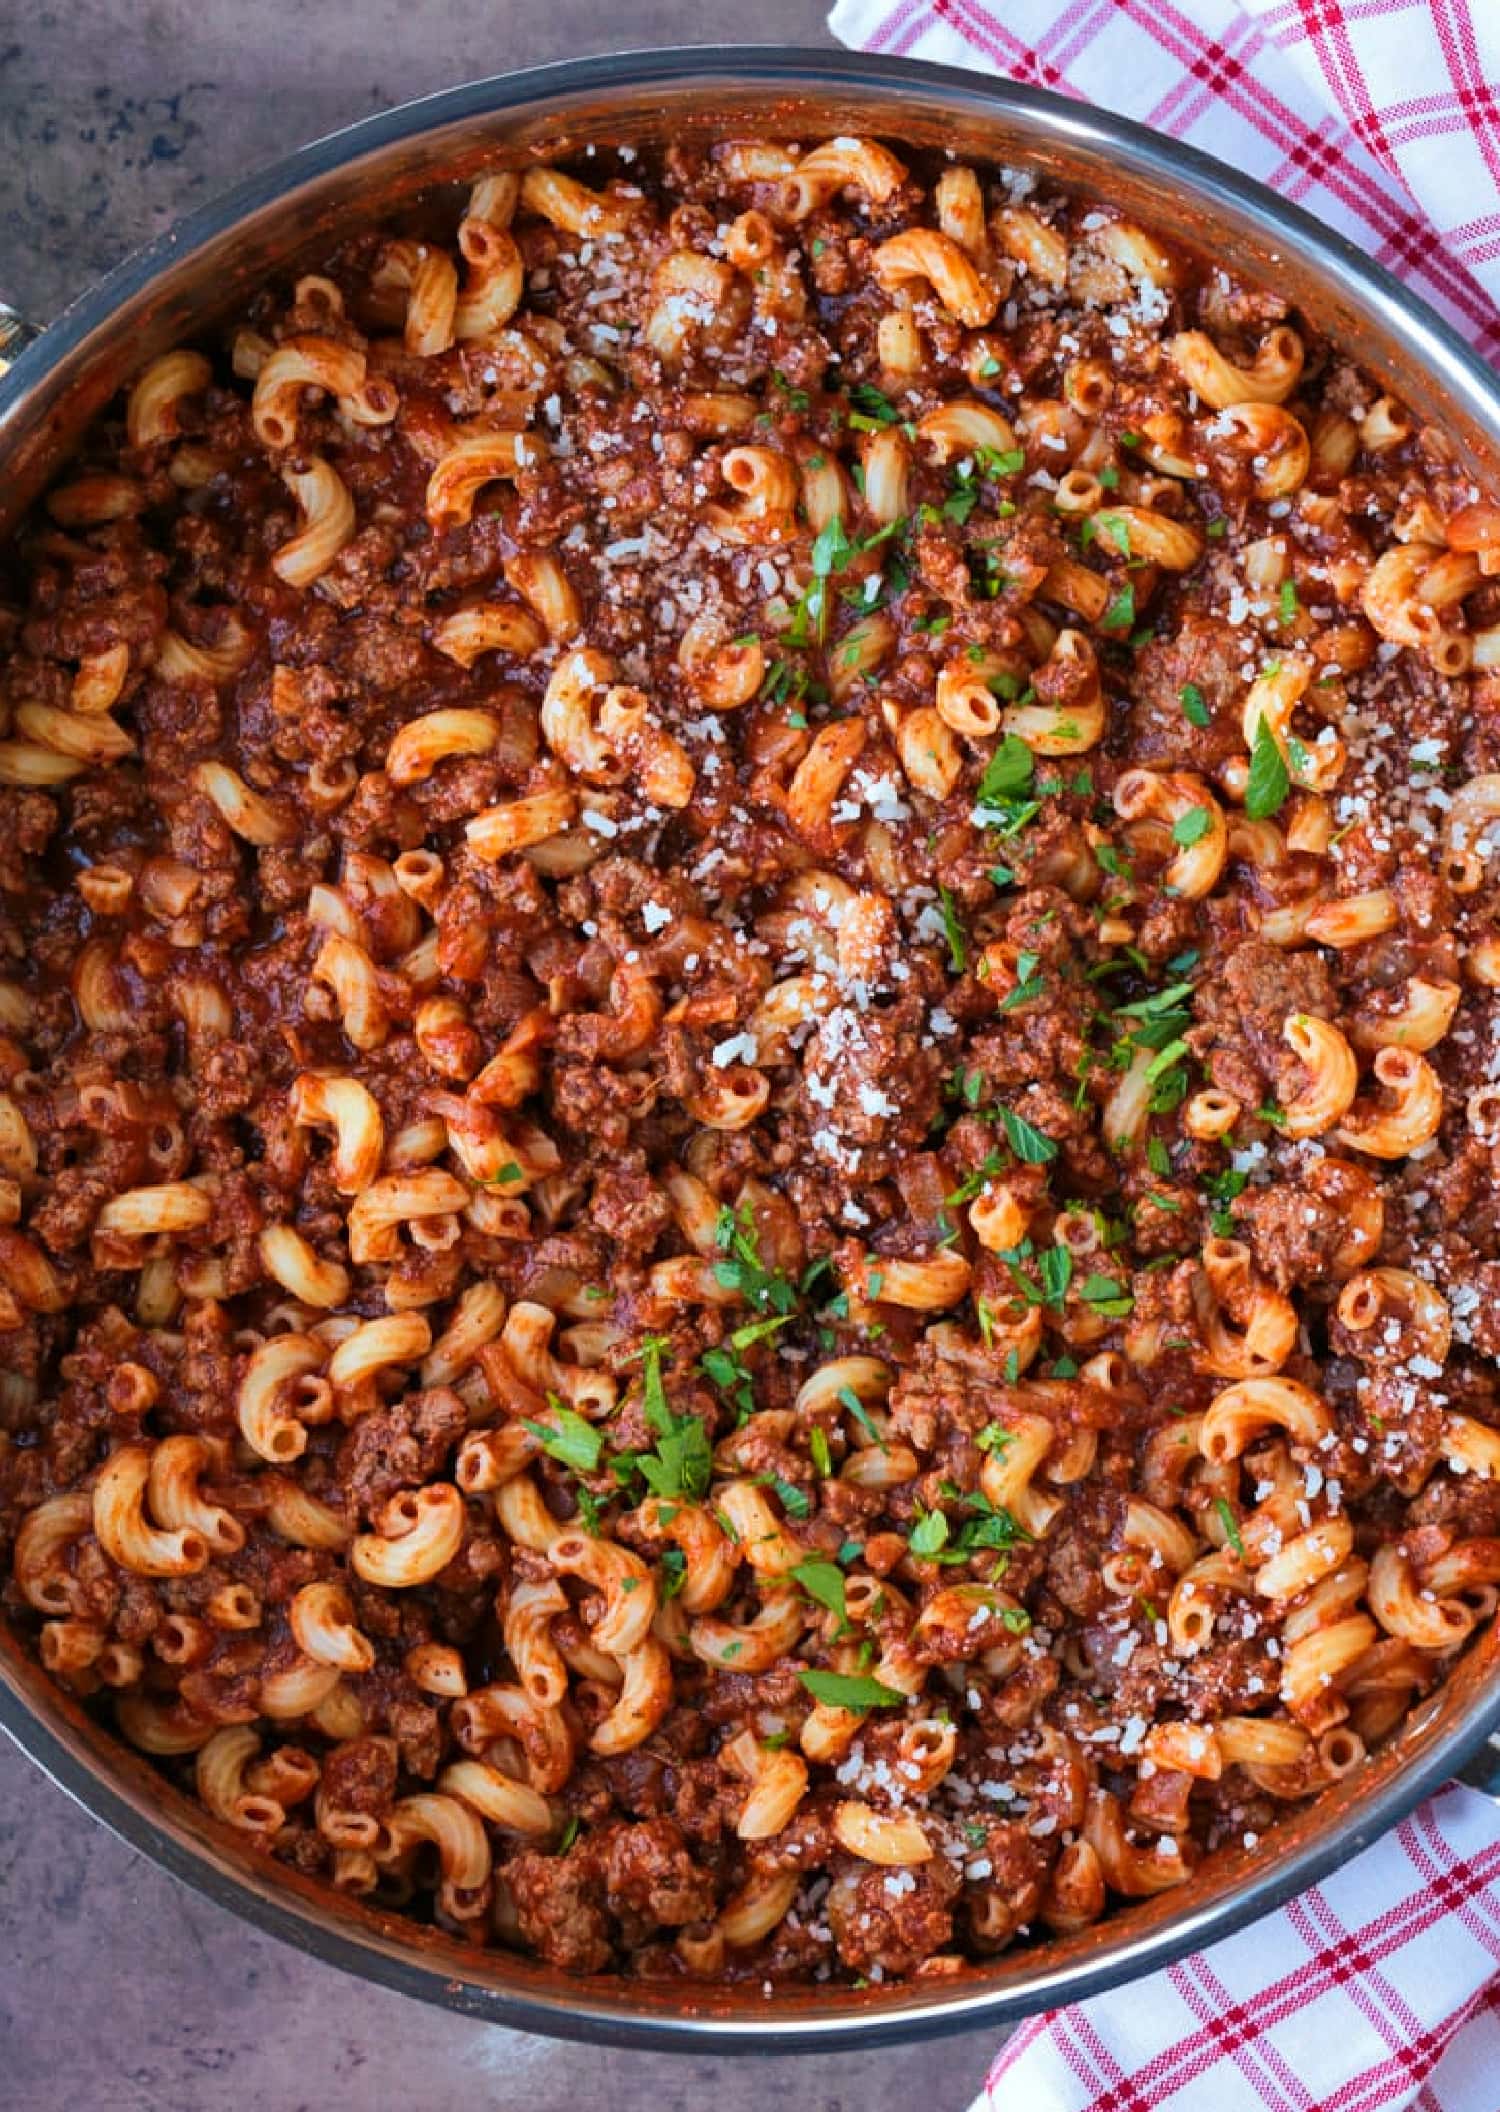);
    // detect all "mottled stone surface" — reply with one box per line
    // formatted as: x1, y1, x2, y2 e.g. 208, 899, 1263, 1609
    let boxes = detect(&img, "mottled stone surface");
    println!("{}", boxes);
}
0, 4, 1004, 2102
0, 0, 847, 321
0, 1733, 996, 2111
